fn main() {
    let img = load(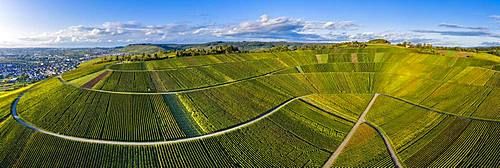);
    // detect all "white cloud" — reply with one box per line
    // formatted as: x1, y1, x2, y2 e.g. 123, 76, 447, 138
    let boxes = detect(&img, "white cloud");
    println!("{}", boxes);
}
16, 21, 207, 46
213, 15, 358, 41
14, 15, 360, 46
5, 14, 497, 47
